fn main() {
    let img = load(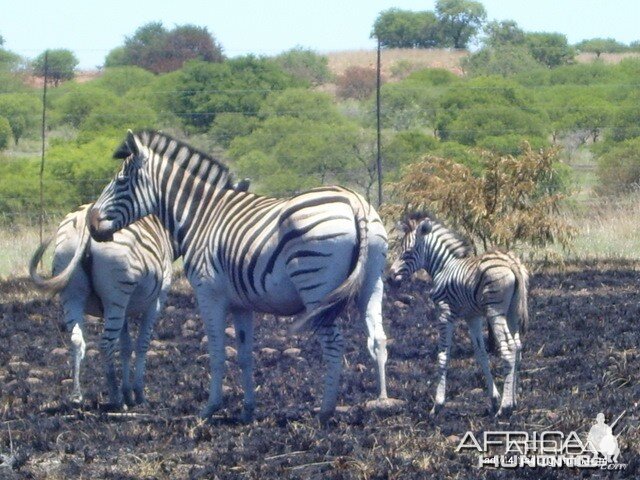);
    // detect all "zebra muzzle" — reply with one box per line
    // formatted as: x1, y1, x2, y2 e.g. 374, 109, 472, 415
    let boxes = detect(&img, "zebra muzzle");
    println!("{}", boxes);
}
88, 208, 114, 242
